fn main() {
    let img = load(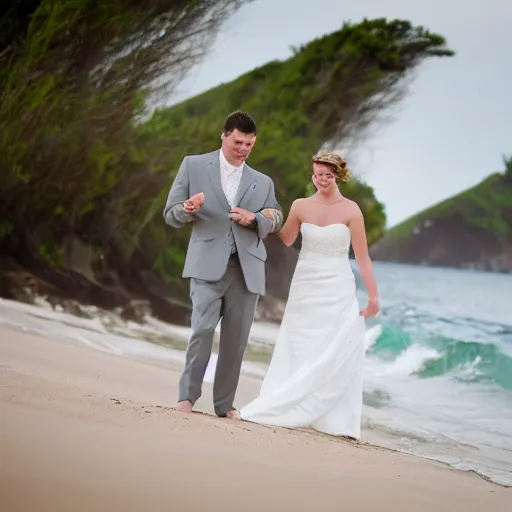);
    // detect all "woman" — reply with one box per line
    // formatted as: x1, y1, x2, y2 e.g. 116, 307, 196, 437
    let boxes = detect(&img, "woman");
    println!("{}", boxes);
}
240, 151, 380, 439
